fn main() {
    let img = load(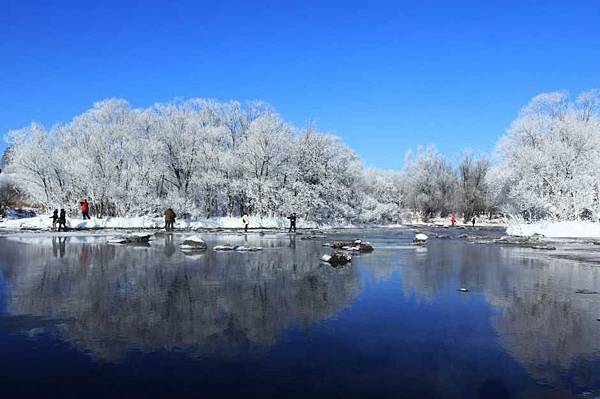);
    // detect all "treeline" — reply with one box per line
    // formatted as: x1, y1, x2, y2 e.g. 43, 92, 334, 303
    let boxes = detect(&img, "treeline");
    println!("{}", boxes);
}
3, 90, 599, 223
